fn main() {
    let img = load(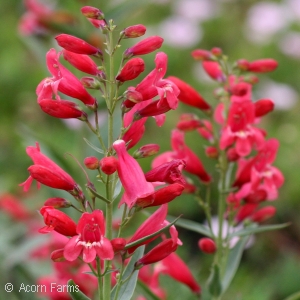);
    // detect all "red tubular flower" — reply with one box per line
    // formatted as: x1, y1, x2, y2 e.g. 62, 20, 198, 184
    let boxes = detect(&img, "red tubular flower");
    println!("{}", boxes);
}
64, 210, 114, 263
124, 36, 164, 57
127, 204, 168, 254
250, 206, 276, 222
84, 156, 99, 170
55, 34, 102, 57
136, 183, 185, 208
172, 130, 211, 183
99, 156, 118, 175
20, 142, 78, 193
80, 6, 104, 20
176, 113, 202, 131
44, 197, 71, 208
235, 203, 258, 223
37, 48, 97, 108
123, 24, 147, 38
39, 99, 87, 120
145, 159, 186, 185
248, 59, 278, 73
111, 238, 127, 253
113, 139, 154, 207
202, 61, 225, 82
254, 99, 274, 117
39, 206, 77, 236
191, 49, 212, 60
167, 76, 211, 111
198, 238, 216, 254
160, 252, 201, 294
116, 58, 145, 82
62, 50, 101, 76
133, 144, 160, 159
